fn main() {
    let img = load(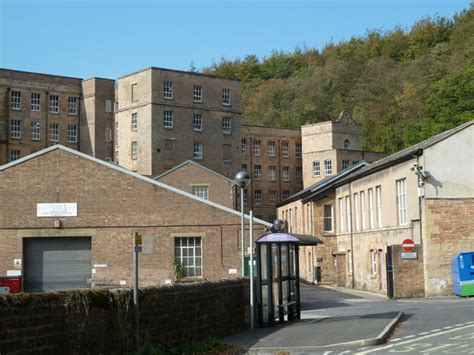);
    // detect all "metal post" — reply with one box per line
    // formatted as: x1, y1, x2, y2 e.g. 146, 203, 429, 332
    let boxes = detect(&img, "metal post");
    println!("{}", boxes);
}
249, 210, 255, 330
132, 230, 139, 350
240, 186, 245, 277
